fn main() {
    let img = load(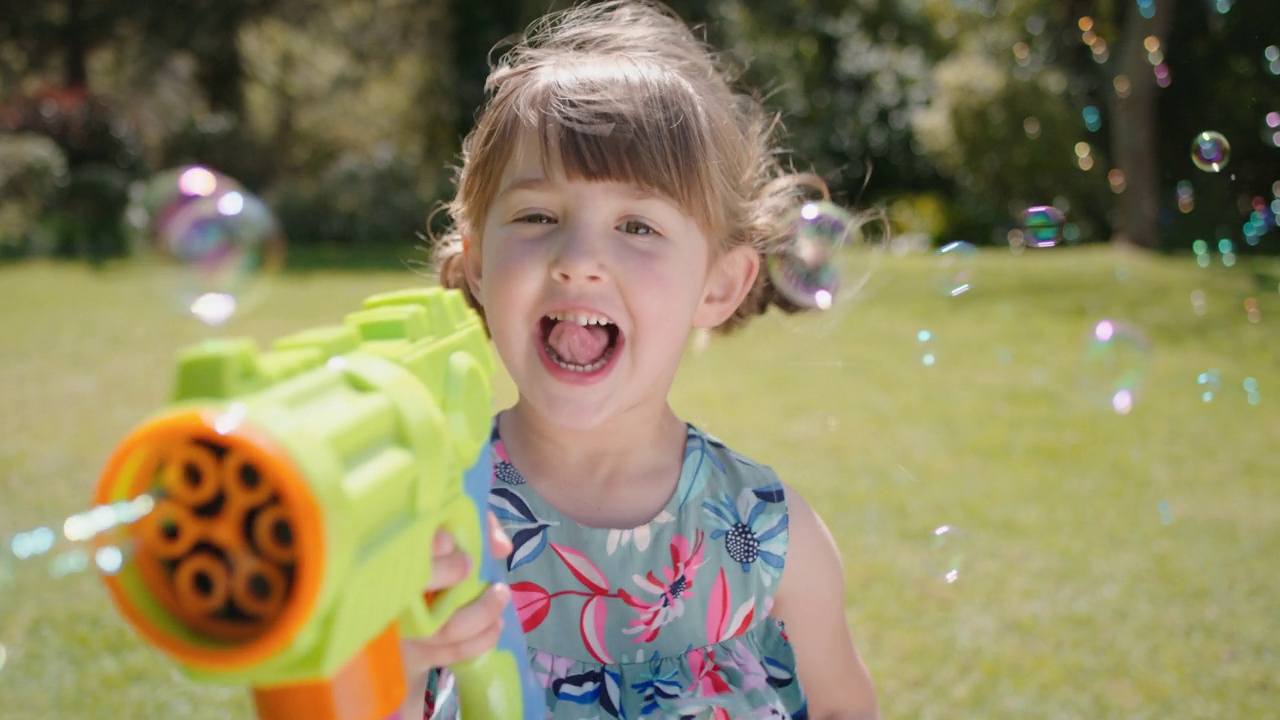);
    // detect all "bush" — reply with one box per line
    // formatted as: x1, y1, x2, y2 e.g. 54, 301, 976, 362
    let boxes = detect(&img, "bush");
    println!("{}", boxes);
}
0, 134, 68, 260
159, 113, 277, 193
0, 88, 147, 262
269, 145, 433, 249
42, 164, 134, 264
